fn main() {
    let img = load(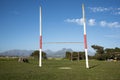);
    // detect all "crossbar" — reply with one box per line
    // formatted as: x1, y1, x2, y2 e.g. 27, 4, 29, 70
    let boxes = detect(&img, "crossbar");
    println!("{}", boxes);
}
43, 42, 83, 44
